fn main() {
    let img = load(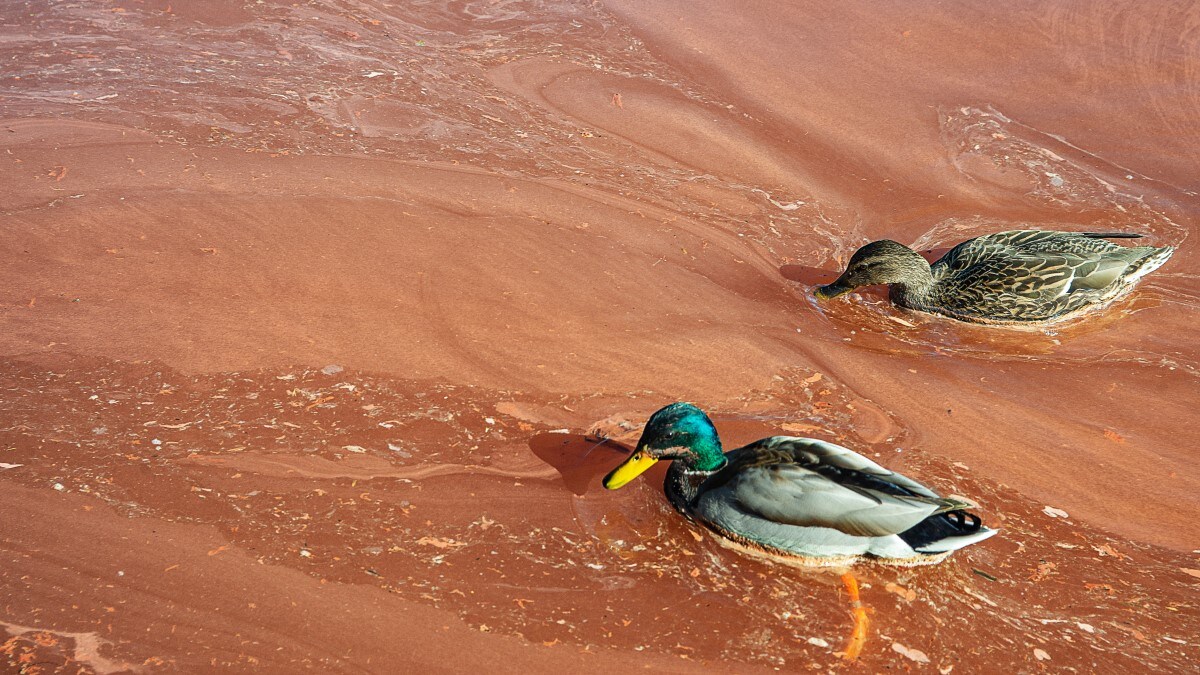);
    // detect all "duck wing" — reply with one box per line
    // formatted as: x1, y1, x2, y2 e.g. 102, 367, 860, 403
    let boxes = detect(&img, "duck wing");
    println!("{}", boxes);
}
957, 229, 1140, 256
698, 437, 969, 537
961, 250, 1119, 291
931, 235, 1156, 320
